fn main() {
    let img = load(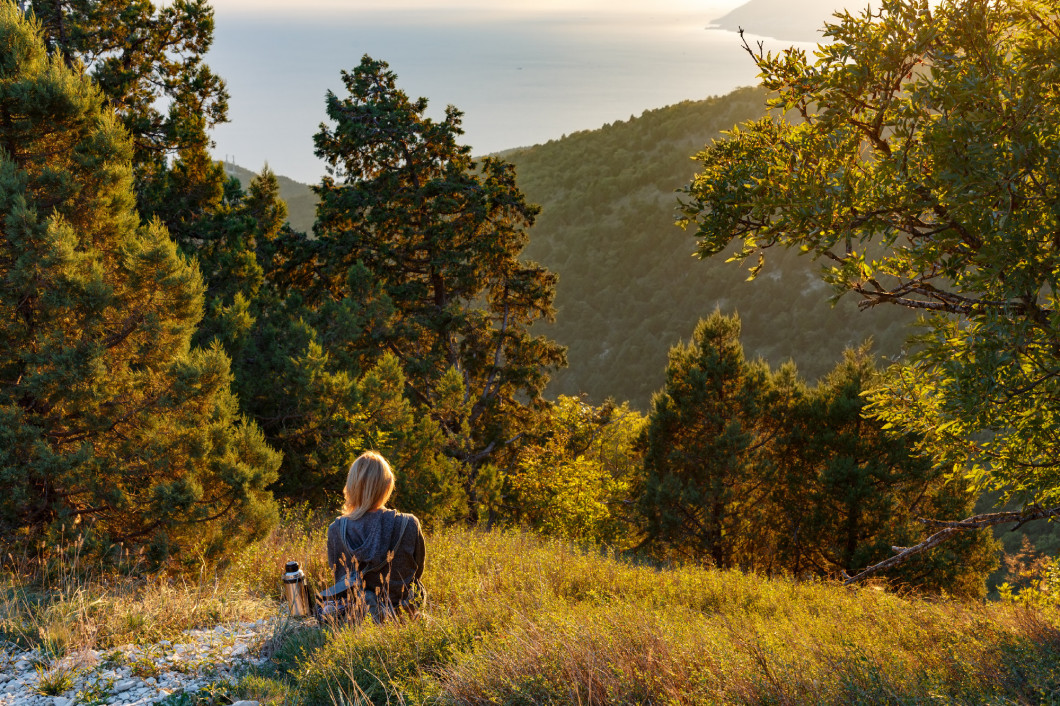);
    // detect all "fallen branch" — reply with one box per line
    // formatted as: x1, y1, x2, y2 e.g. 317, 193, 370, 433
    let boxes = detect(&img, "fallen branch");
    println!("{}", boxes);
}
843, 505, 1060, 586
